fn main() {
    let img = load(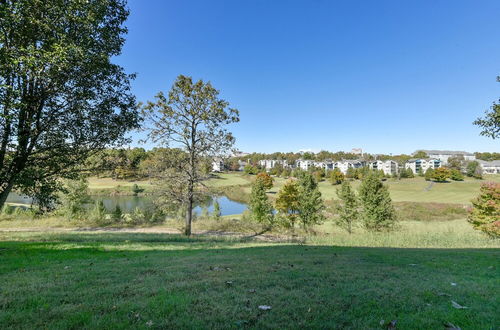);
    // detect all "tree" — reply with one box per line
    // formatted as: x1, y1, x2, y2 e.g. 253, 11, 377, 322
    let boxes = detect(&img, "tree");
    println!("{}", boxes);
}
335, 181, 359, 234
243, 164, 258, 175
468, 182, 500, 237
448, 155, 465, 171
256, 172, 273, 190
249, 179, 274, 228
61, 178, 91, 219
212, 199, 221, 220
142, 75, 239, 235
424, 168, 434, 181
0, 0, 140, 211
329, 168, 345, 185
297, 172, 325, 230
466, 161, 483, 179
405, 168, 415, 178
275, 180, 300, 230
358, 172, 398, 231
474, 76, 500, 139
413, 151, 428, 158
432, 167, 451, 182
450, 169, 464, 181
